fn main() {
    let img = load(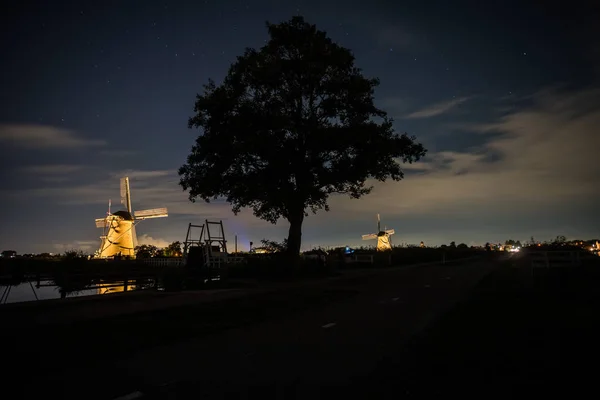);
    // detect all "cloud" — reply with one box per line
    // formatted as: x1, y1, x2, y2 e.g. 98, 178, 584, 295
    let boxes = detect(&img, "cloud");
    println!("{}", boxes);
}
330, 85, 600, 217
111, 169, 173, 180
404, 96, 472, 119
137, 234, 171, 248
4, 167, 268, 230
52, 240, 98, 253
21, 164, 85, 175
99, 149, 138, 157
0, 124, 106, 148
